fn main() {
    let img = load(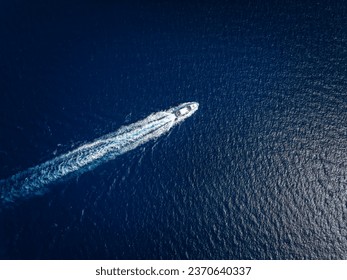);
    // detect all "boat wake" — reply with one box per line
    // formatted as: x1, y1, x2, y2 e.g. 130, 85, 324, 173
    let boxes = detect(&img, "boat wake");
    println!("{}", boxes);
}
0, 102, 199, 205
